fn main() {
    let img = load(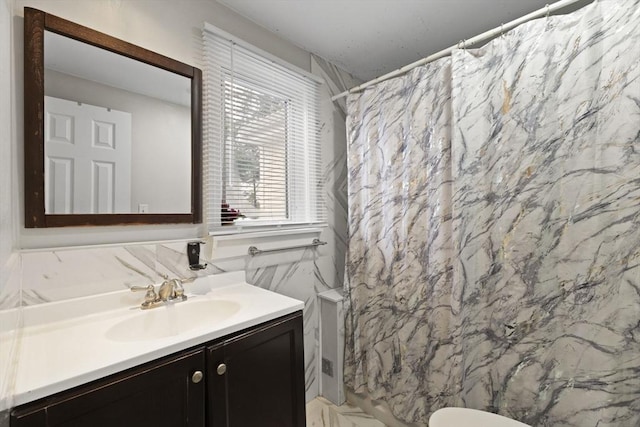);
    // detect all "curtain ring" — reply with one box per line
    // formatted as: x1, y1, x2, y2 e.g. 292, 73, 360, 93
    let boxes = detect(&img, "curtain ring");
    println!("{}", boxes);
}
457, 39, 463, 49
463, 39, 467, 50
545, 3, 550, 18
500, 23, 505, 38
